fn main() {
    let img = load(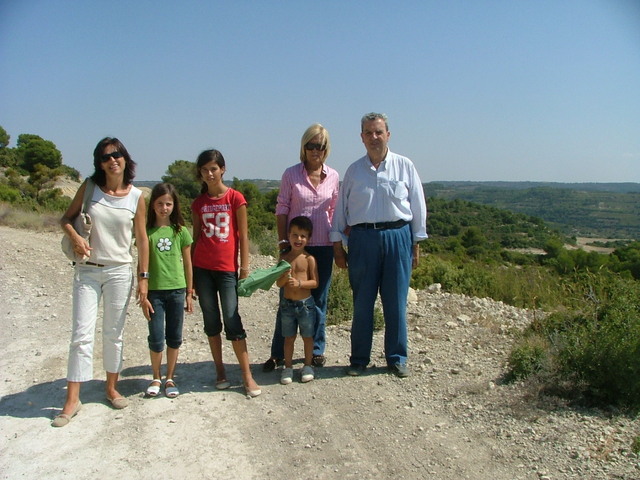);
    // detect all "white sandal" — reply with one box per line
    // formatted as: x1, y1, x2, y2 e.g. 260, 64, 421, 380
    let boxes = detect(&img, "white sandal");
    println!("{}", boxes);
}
146, 379, 162, 397
164, 379, 179, 398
